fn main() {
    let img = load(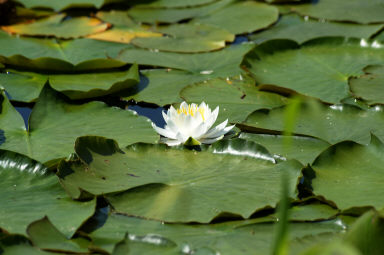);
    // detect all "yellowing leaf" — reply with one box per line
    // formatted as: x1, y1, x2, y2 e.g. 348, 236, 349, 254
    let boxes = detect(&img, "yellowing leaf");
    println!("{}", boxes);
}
1, 14, 110, 39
